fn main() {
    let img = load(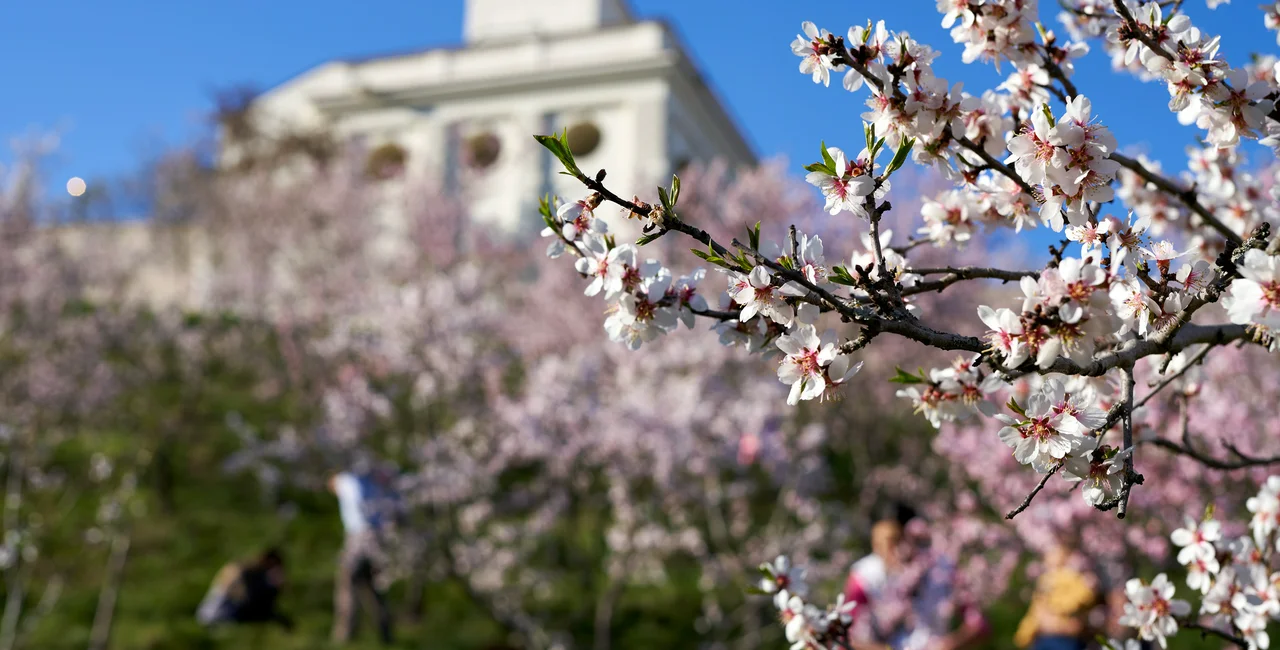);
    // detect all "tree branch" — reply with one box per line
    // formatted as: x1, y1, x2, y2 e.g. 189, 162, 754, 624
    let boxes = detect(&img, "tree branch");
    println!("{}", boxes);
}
1116, 366, 1136, 518
1134, 344, 1210, 409
1005, 464, 1061, 519
902, 267, 1040, 296
1111, 153, 1242, 245
1181, 622, 1249, 648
